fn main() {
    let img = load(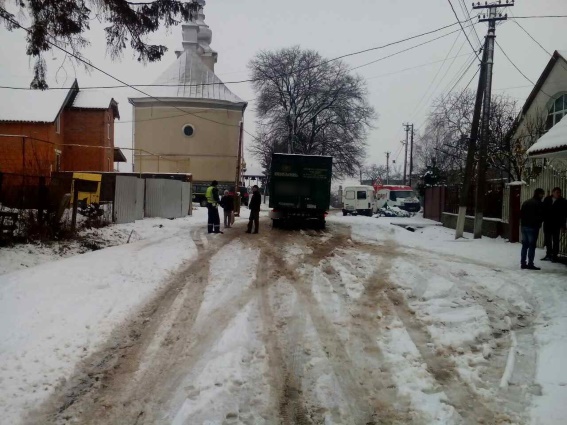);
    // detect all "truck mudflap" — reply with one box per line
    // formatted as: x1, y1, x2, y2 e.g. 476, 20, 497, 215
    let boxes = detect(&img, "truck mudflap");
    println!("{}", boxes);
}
270, 209, 327, 229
